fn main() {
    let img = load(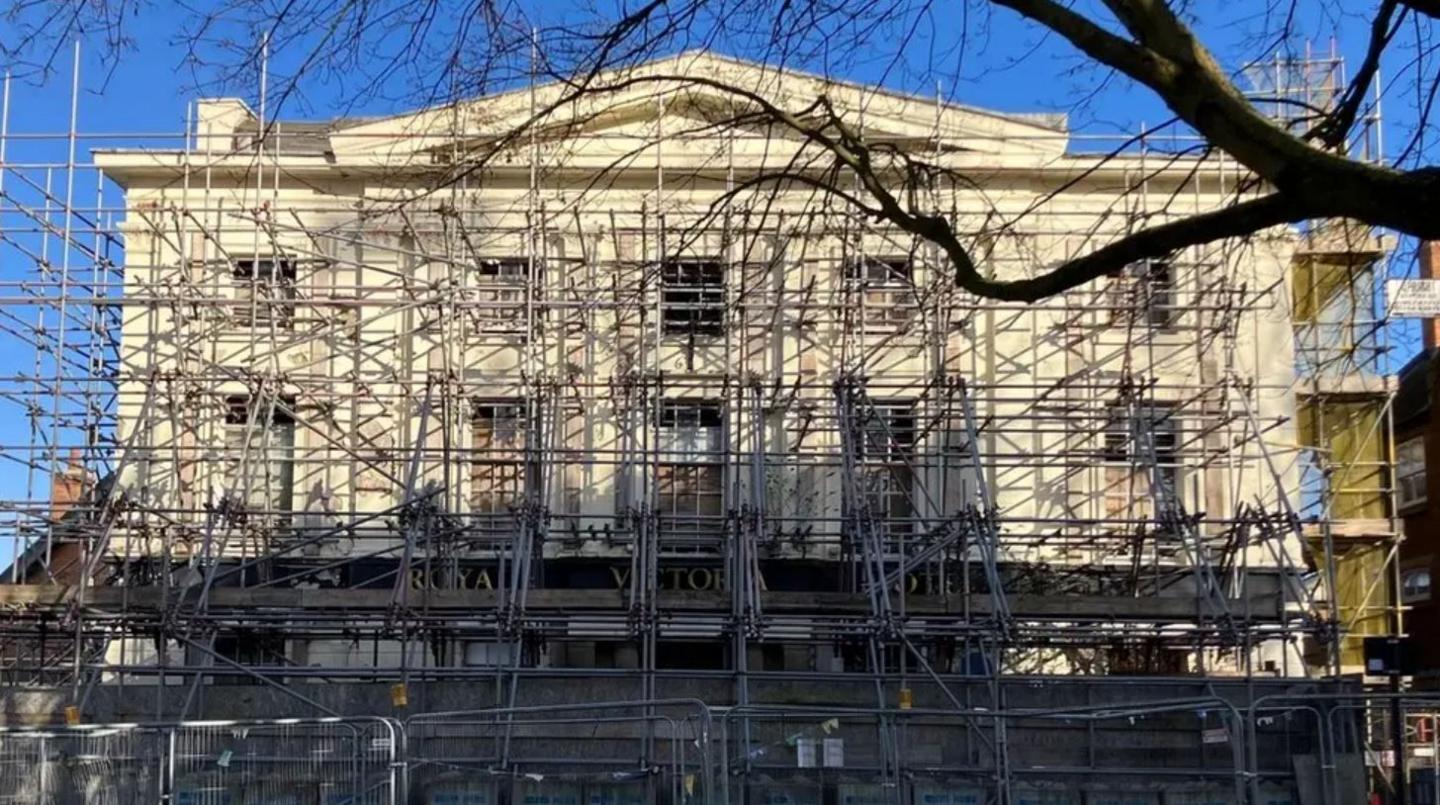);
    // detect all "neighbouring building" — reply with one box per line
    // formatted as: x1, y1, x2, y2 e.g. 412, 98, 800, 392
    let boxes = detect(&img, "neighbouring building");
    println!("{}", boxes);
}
1393, 242, 1440, 683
